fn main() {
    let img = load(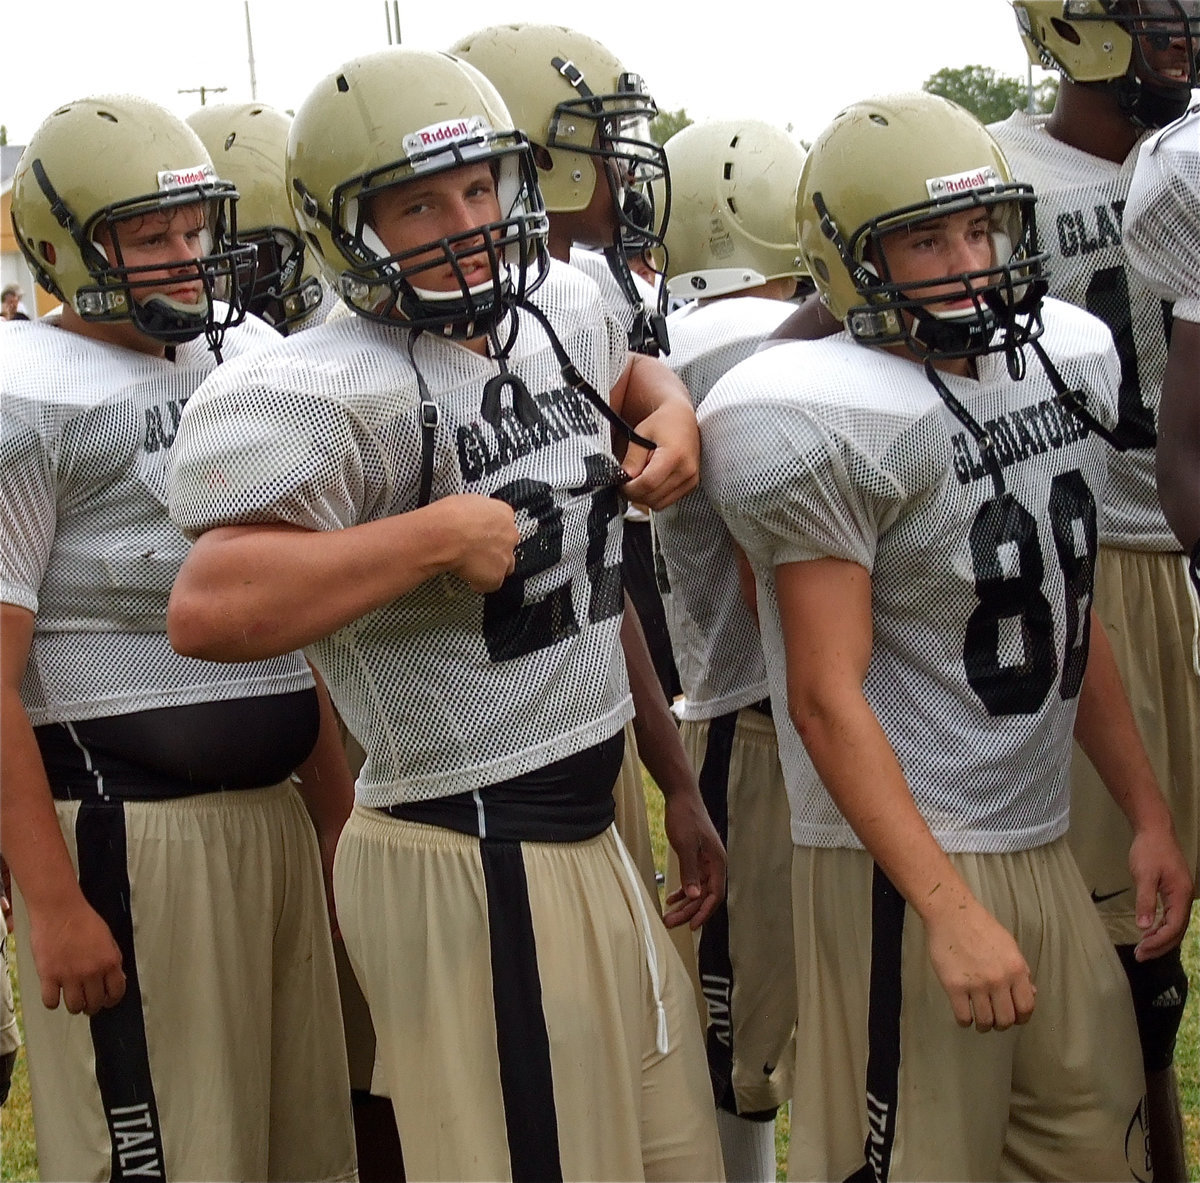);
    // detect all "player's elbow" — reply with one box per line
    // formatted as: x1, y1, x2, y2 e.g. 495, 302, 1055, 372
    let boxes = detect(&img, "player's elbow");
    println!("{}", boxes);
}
786, 671, 868, 763
166, 581, 231, 661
